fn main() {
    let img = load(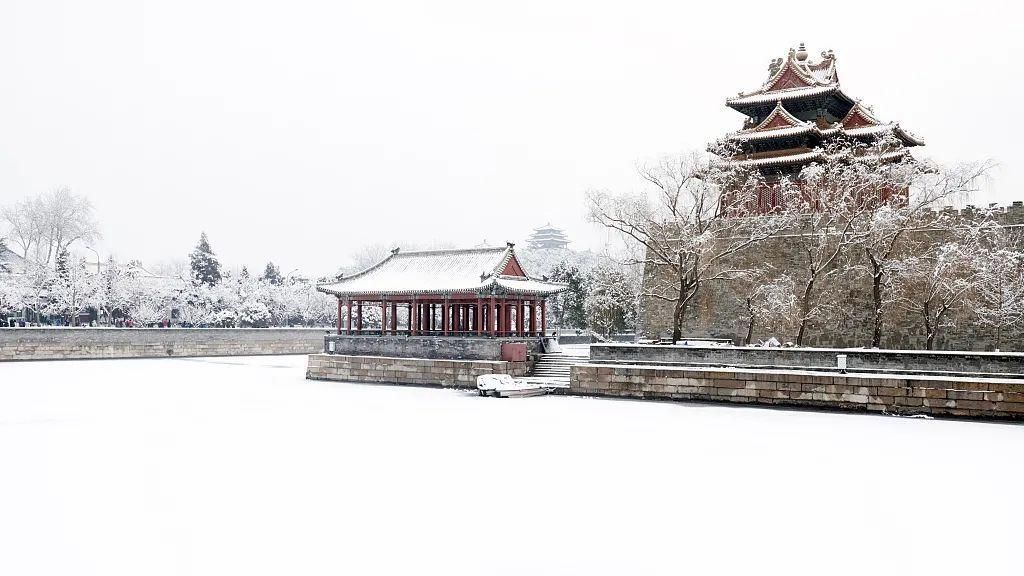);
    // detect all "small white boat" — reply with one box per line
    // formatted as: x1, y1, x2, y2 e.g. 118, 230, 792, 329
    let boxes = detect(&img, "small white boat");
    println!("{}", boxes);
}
476, 374, 555, 398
